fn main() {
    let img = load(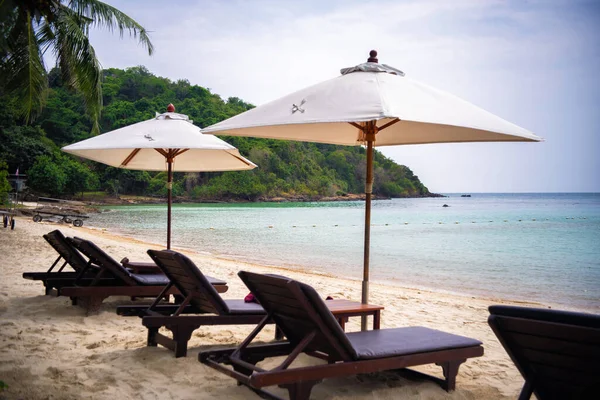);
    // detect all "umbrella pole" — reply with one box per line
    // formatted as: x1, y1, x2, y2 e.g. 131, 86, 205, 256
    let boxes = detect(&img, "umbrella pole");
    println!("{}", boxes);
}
361, 122, 376, 331
167, 156, 173, 250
